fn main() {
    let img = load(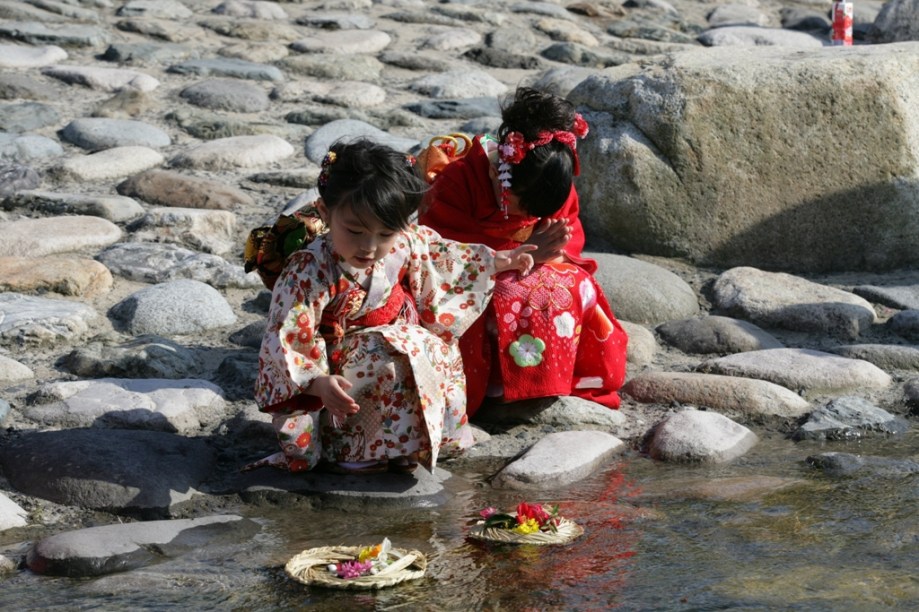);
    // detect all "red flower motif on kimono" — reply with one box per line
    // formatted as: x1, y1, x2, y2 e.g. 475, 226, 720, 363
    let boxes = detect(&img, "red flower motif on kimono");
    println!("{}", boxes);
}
526, 272, 575, 311
296, 431, 312, 447
438, 312, 455, 326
